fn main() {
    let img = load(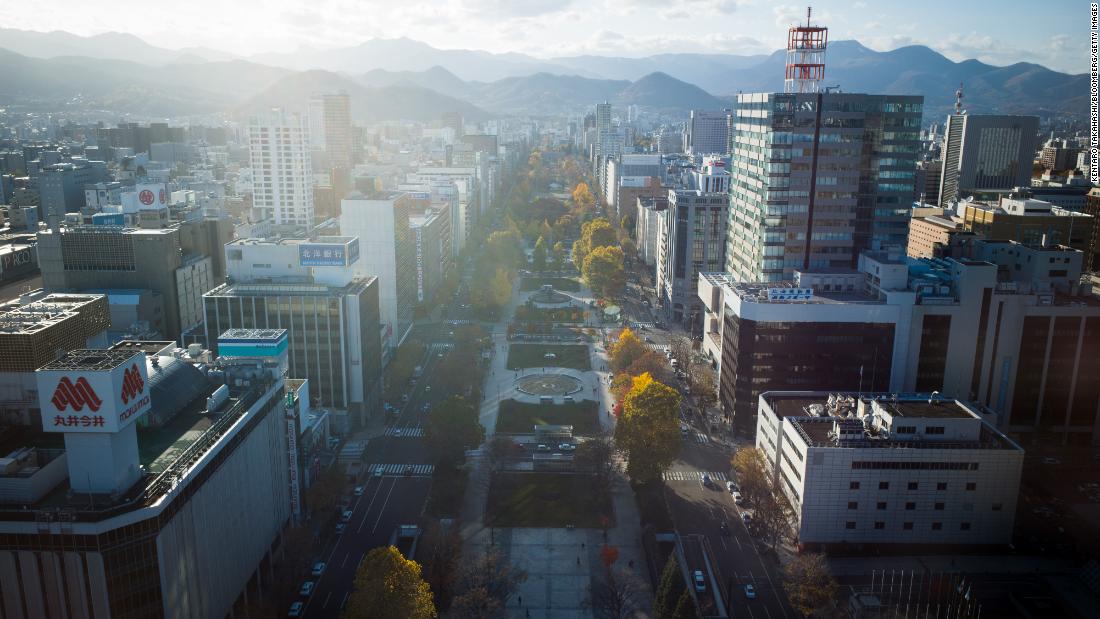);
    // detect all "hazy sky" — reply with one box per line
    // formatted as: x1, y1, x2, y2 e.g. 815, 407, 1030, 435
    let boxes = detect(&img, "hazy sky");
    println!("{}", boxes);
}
0, 0, 1086, 73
